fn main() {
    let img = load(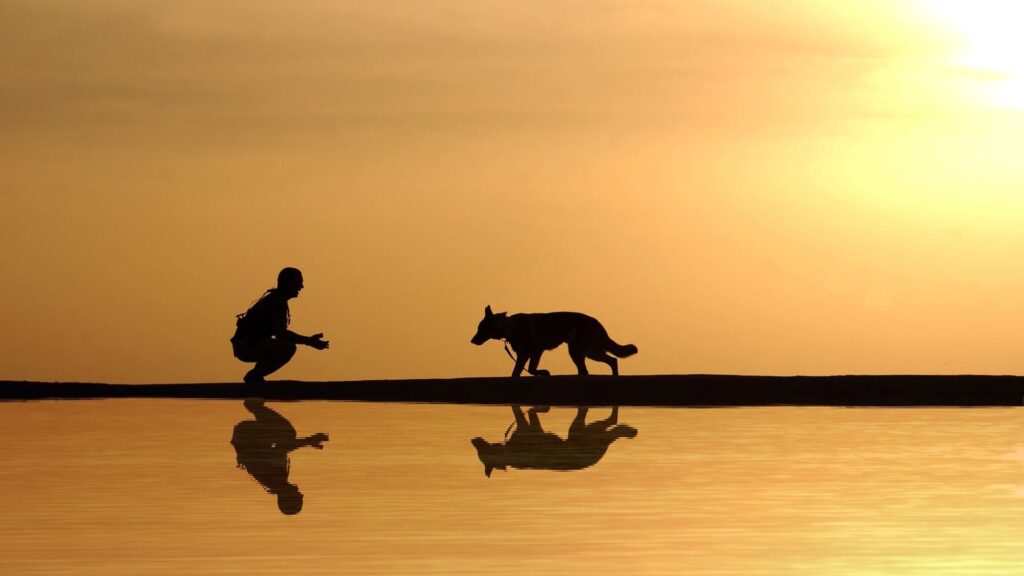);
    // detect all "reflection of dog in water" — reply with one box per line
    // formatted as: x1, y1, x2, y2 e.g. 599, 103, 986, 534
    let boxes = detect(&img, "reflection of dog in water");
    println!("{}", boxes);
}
471, 406, 637, 476
230, 398, 329, 515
